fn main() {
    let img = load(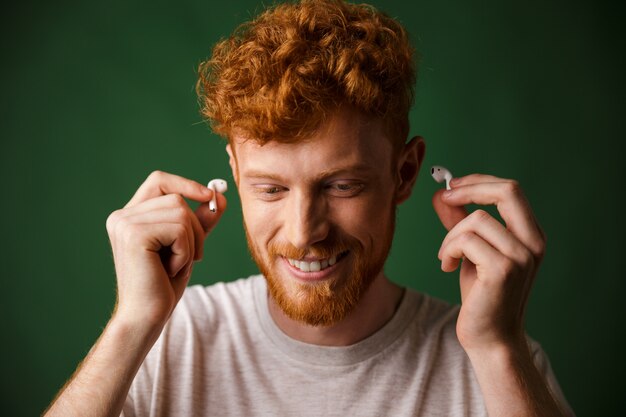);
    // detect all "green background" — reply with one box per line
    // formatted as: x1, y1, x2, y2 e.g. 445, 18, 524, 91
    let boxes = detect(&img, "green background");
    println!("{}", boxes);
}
2, 0, 624, 415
